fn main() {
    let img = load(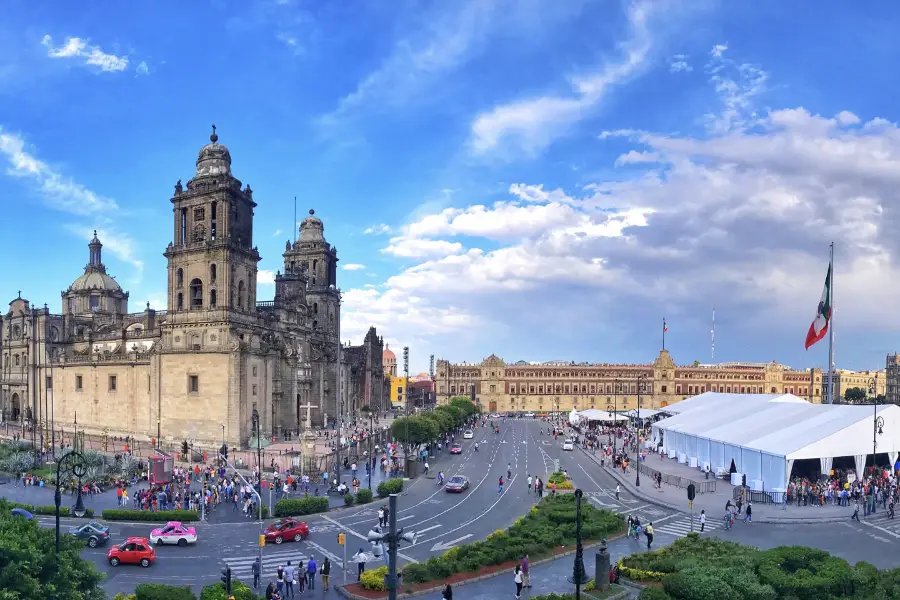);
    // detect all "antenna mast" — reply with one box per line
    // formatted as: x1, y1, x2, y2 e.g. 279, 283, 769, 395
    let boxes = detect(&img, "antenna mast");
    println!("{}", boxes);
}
711, 307, 716, 362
